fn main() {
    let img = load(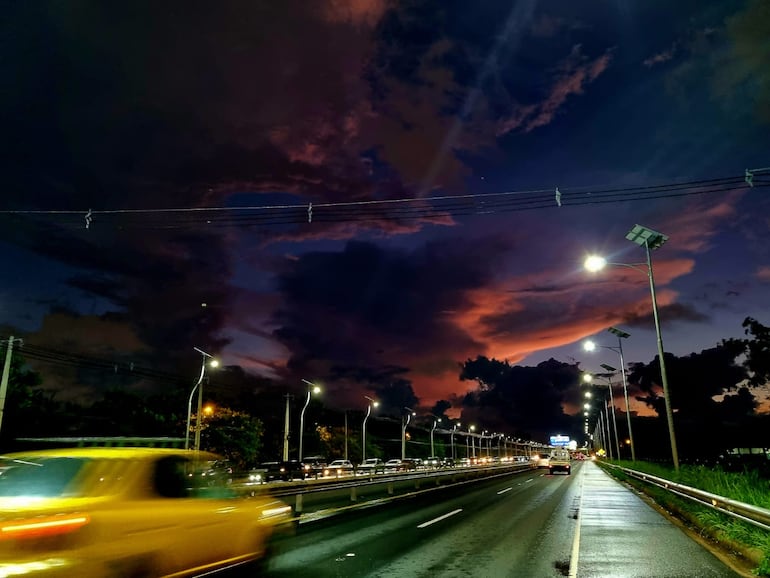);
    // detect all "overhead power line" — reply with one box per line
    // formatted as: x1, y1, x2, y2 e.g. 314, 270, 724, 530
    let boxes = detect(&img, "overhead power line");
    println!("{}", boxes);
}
0, 171, 766, 231
17, 343, 190, 386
